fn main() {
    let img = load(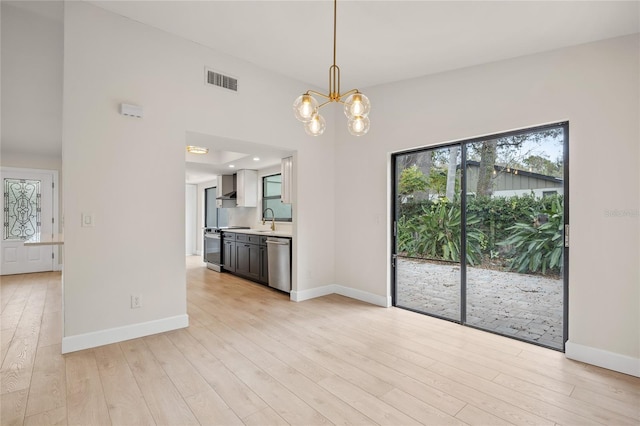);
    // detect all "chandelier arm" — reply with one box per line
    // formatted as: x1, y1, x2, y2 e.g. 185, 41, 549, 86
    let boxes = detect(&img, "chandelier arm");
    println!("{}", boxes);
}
306, 90, 331, 100
339, 88, 360, 98
317, 100, 333, 109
